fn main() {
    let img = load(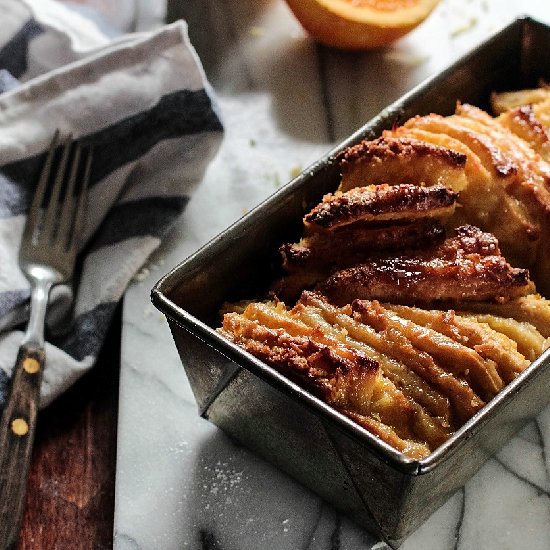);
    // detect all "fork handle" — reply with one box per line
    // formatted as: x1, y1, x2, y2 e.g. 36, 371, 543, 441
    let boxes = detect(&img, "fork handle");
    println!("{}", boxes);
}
0, 344, 44, 550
